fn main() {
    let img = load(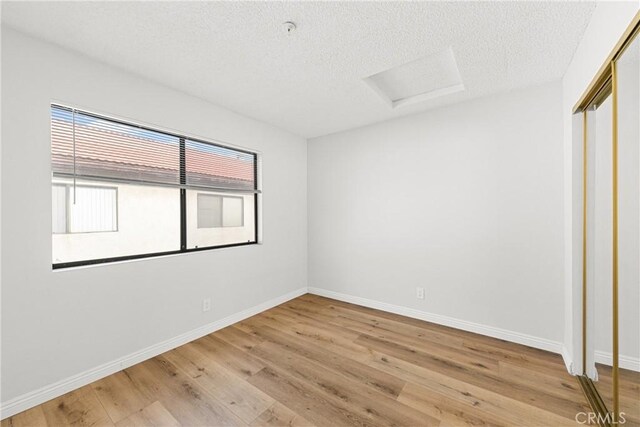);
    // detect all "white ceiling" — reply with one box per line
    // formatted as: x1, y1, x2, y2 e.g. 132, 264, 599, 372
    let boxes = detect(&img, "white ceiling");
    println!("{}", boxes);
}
2, 1, 595, 138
